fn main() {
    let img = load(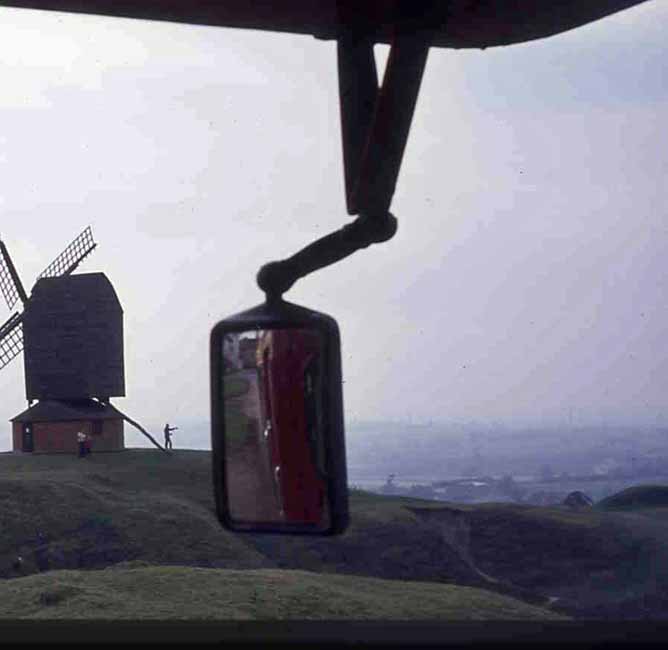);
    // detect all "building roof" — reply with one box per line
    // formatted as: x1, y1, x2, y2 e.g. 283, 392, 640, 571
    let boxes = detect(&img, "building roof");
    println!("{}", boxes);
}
10, 399, 125, 423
